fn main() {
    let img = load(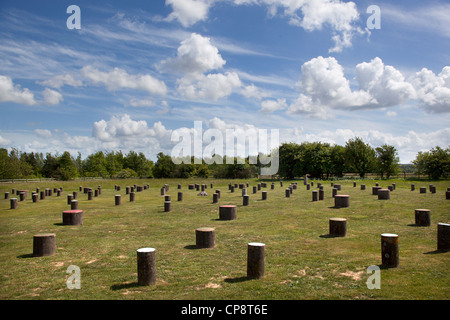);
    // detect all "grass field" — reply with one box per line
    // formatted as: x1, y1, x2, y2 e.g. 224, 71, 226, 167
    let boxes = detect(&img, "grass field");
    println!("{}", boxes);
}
0, 178, 449, 300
